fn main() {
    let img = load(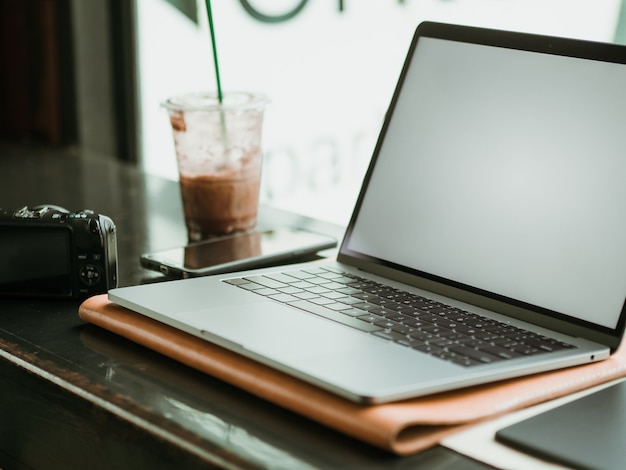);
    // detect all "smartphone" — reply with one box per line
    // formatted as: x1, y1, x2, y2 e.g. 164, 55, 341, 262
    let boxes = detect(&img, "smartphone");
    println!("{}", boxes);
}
140, 227, 337, 278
